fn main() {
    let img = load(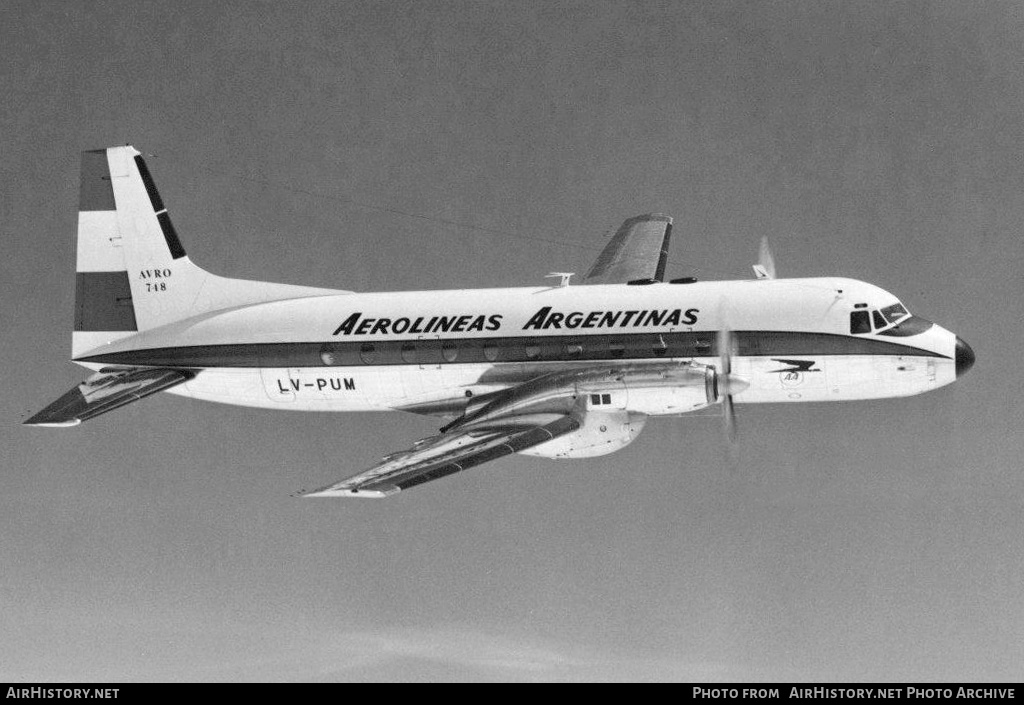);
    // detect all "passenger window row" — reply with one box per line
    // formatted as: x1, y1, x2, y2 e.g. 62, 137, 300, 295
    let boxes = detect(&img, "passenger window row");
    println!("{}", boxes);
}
318, 334, 720, 366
